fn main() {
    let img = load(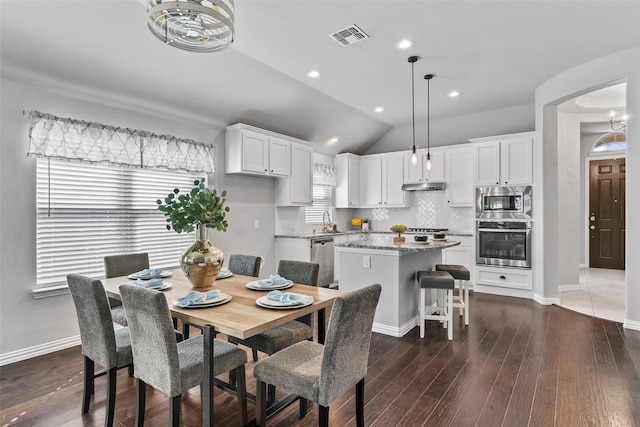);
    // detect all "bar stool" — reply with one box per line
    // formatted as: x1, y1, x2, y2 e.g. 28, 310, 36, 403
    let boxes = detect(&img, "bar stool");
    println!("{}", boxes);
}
436, 264, 470, 325
416, 270, 454, 340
